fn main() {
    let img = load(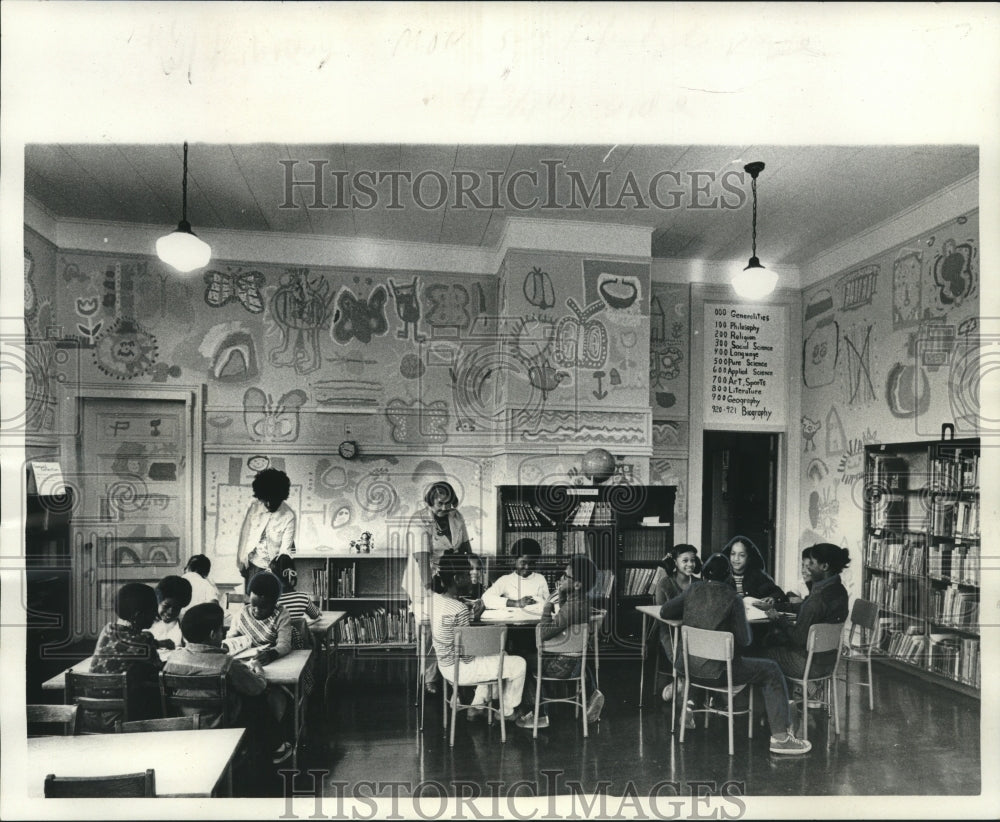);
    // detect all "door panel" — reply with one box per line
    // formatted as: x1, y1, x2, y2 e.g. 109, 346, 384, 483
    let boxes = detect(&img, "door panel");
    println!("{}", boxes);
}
72, 398, 189, 638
